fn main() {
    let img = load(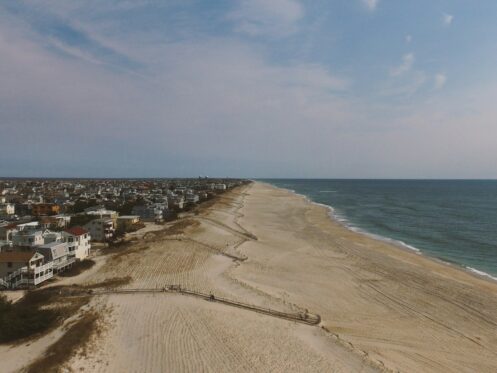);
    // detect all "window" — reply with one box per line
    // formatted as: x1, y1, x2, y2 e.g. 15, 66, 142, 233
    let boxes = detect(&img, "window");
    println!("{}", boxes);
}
7, 262, 12, 268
